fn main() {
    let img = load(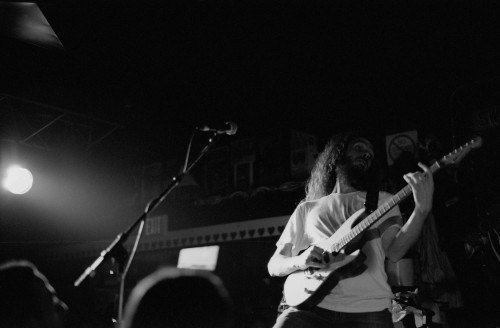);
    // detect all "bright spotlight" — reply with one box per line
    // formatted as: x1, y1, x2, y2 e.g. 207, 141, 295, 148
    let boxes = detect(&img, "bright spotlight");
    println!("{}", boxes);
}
3, 165, 34, 194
